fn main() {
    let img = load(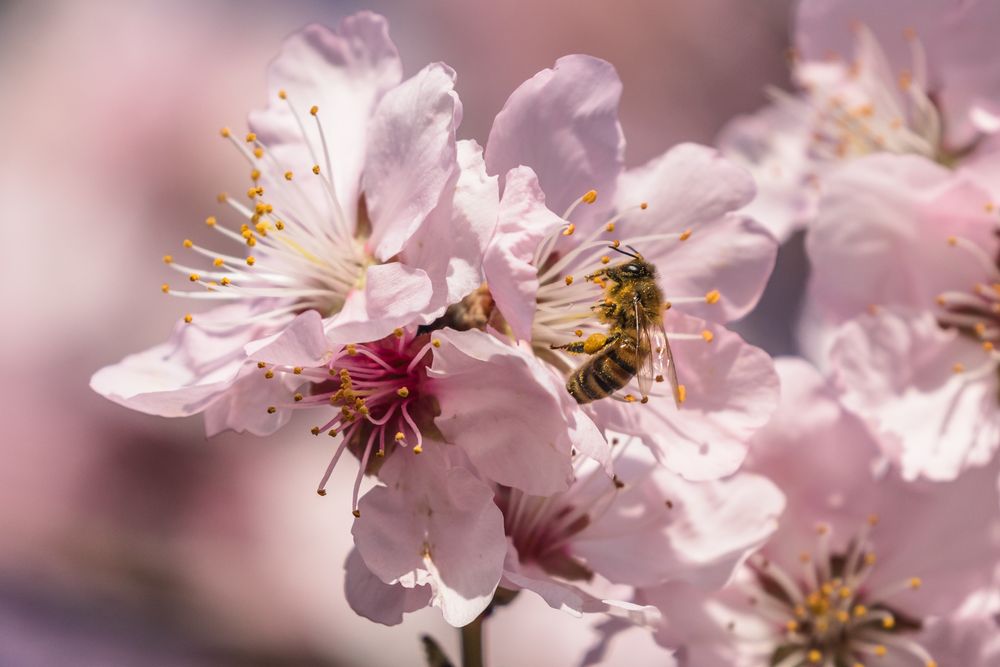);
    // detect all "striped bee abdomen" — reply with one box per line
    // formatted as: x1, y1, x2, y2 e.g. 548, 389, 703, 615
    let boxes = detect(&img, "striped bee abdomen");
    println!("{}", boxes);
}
567, 339, 638, 404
